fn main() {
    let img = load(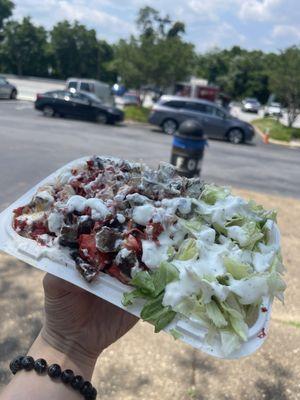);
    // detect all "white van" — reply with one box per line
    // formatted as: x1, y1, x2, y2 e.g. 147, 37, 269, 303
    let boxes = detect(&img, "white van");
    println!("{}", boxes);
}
66, 78, 114, 105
